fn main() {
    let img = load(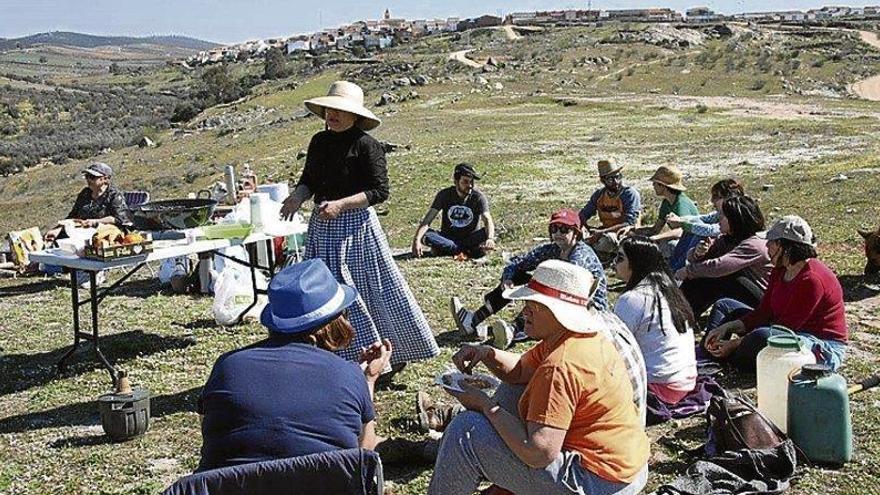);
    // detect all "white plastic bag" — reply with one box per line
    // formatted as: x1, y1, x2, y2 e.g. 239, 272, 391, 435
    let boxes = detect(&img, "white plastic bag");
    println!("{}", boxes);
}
158, 256, 190, 285
212, 264, 268, 326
